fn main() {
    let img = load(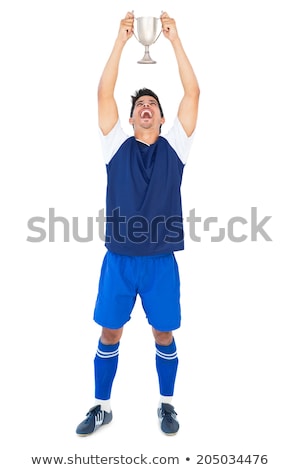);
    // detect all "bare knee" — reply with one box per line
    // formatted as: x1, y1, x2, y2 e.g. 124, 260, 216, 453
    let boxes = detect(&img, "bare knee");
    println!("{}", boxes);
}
152, 328, 173, 346
101, 327, 123, 345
